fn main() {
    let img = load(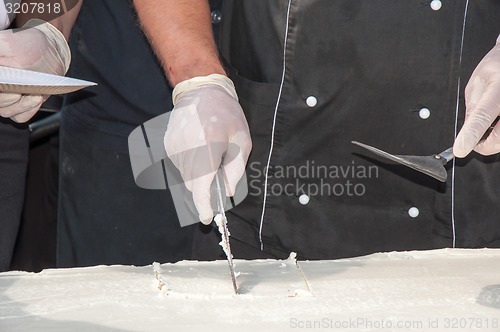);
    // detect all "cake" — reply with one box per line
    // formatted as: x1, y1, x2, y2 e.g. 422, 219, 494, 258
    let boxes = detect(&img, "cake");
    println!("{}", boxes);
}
1, 249, 500, 331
